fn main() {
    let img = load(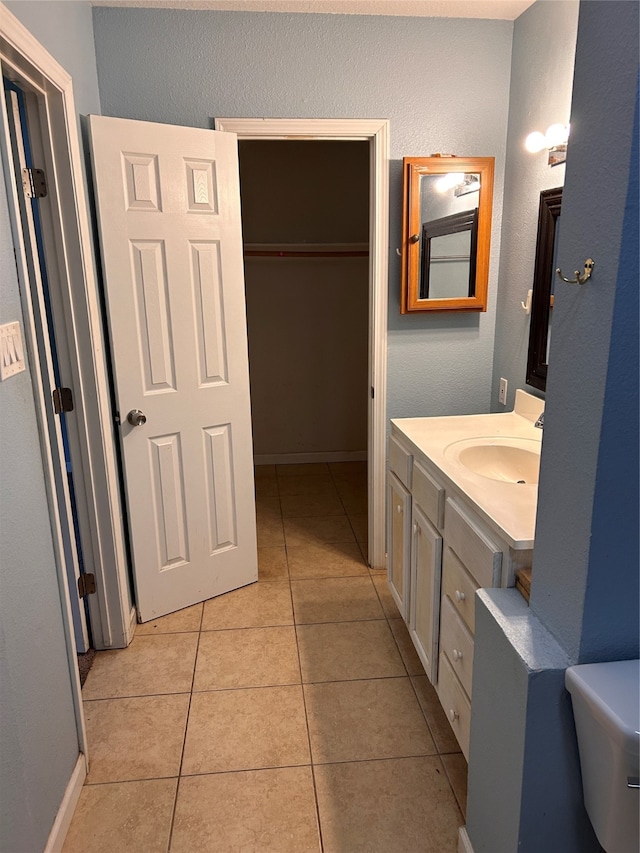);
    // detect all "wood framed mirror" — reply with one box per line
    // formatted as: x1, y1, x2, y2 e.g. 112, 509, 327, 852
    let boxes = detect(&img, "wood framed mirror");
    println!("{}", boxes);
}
526, 187, 562, 391
400, 156, 494, 313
